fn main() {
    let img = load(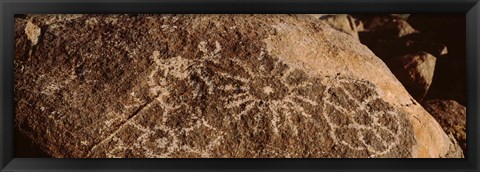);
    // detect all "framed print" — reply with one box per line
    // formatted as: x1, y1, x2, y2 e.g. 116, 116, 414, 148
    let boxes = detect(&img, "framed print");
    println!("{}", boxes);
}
1, 0, 479, 171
